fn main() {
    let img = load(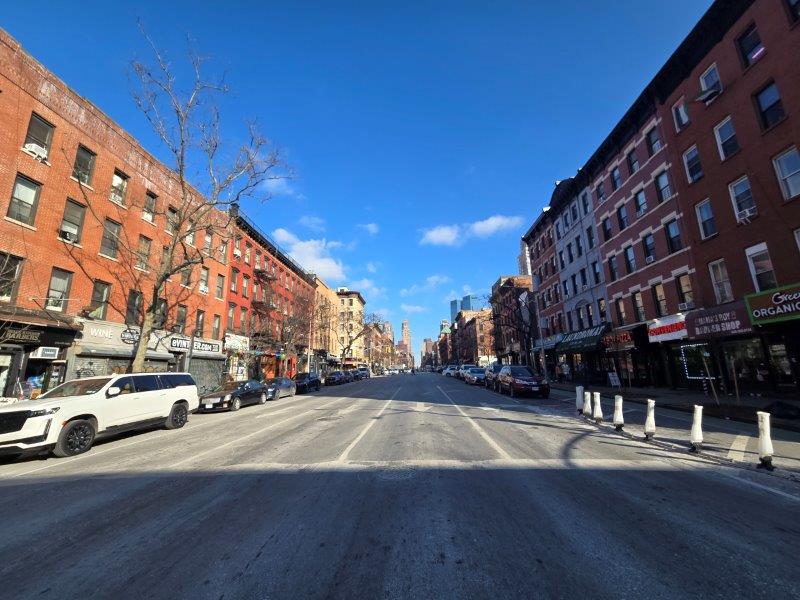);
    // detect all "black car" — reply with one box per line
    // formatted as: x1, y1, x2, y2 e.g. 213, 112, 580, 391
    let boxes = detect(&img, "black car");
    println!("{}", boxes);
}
294, 372, 322, 393
349, 369, 362, 381
325, 371, 345, 385
485, 364, 503, 390
262, 377, 297, 400
342, 370, 355, 383
198, 379, 267, 412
